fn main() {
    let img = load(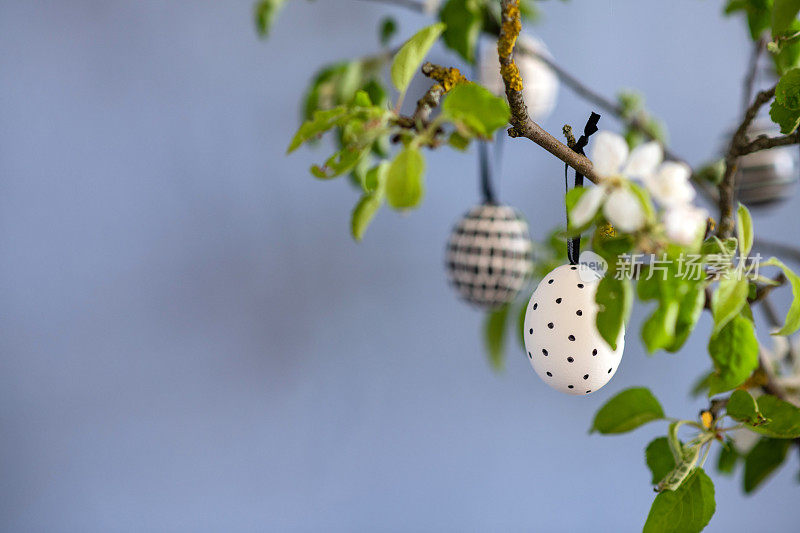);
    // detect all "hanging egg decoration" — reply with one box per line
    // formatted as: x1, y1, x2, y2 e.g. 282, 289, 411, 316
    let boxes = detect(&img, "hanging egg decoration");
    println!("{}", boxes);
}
523, 264, 624, 395
445, 203, 533, 310
479, 34, 559, 122
734, 119, 798, 206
